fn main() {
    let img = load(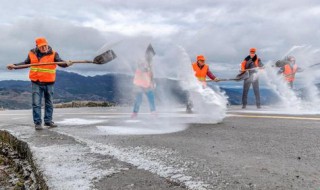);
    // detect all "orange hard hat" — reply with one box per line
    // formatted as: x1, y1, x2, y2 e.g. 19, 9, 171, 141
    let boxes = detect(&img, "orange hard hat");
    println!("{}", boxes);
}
249, 48, 257, 53
197, 55, 205, 61
35, 37, 48, 47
